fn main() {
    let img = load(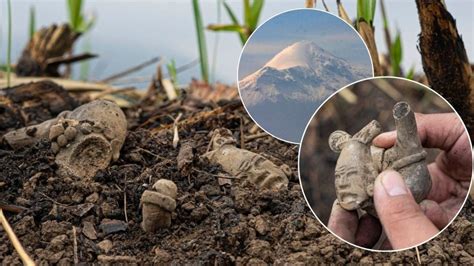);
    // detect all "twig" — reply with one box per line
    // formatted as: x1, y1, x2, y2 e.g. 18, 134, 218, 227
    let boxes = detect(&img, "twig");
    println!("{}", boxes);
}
321, 0, 330, 11
415, 246, 421, 264
46, 53, 97, 66
337, 0, 352, 25
0, 202, 27, 214
245, 132, 269, 142
123, 190, 129, 223
90, 87, 136, 100
173, 113, 183, 148
240, 118, 245, 149
73, 226, 78, 264
39, 192, 70, 206
380, 0, 392, 62
192, 168, 240, 179
100, 56, 161, 83
0, 209, 35, 266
